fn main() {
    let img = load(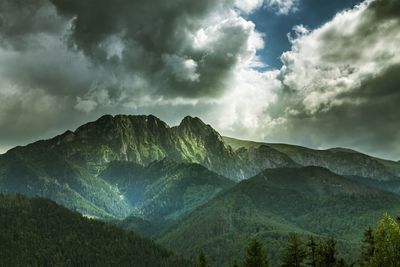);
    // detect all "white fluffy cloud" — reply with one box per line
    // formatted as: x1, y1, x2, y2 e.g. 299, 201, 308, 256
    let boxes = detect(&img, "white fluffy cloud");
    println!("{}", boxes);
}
212, 69, 280, 140
280, 0, 400, 115
235, 0, 299, 15
211, 0, 400, 160
235, 0, 264, 13
250, 0, 400, 159
265, 0, 299, 15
